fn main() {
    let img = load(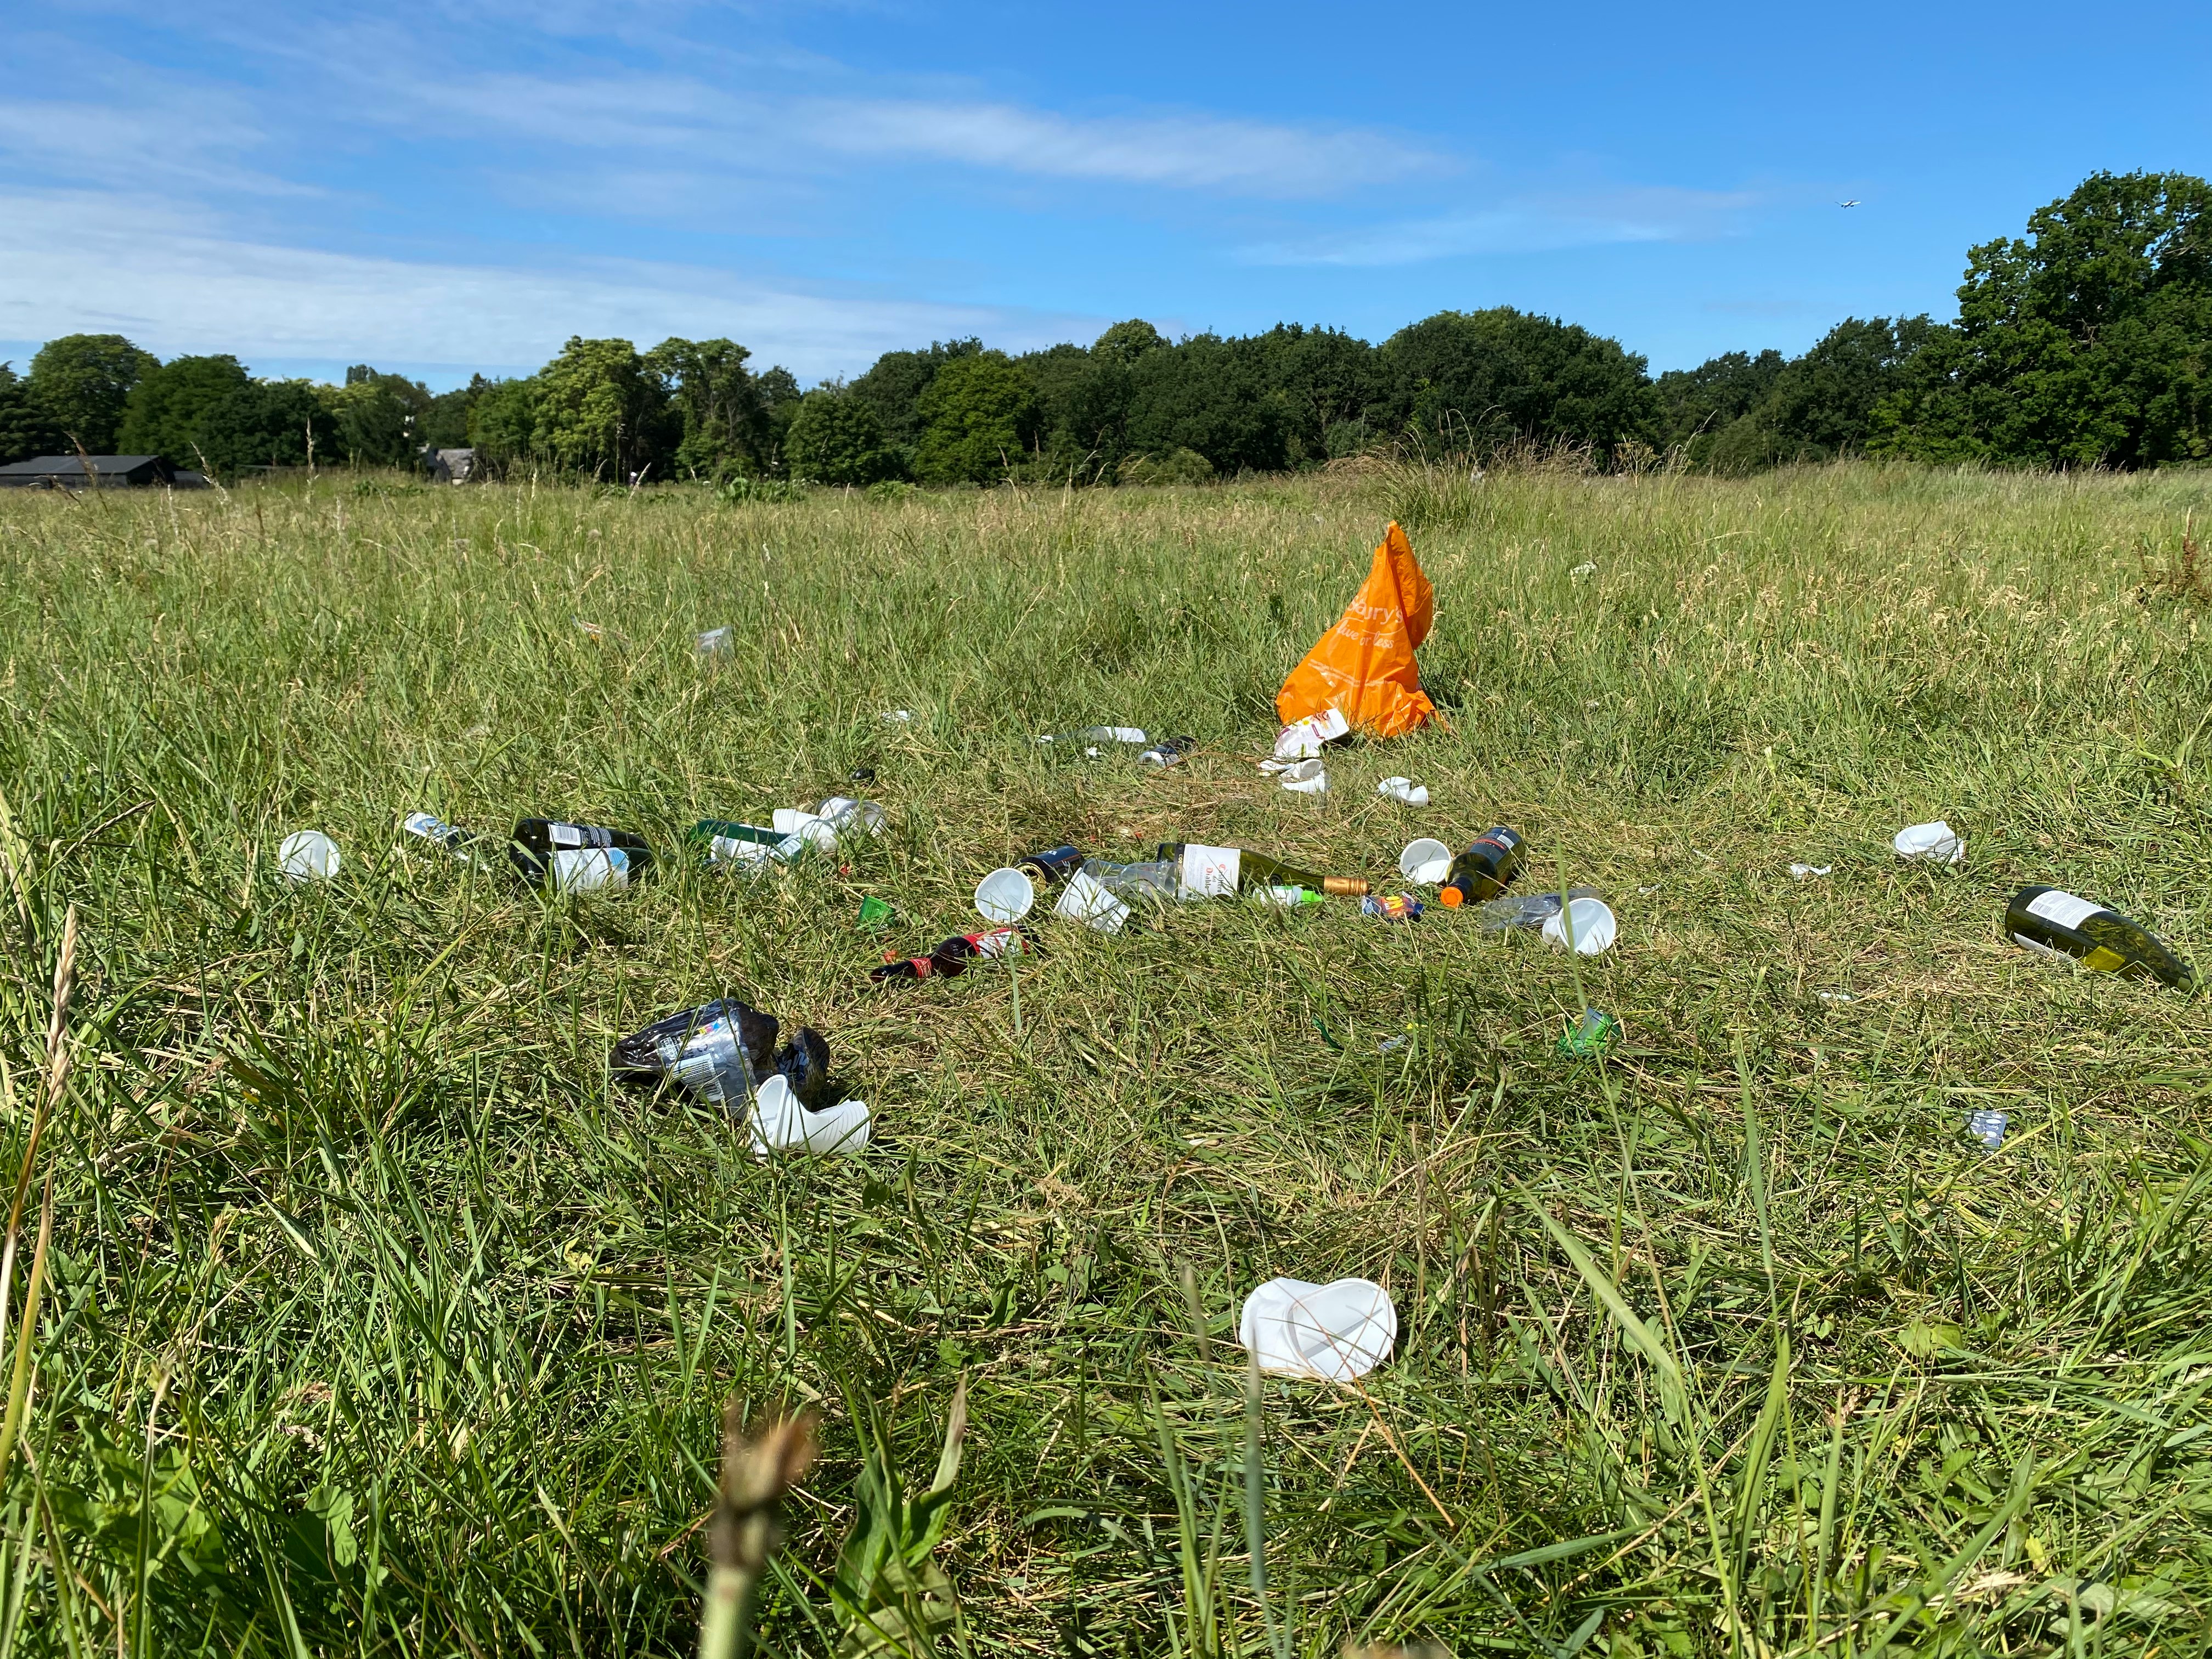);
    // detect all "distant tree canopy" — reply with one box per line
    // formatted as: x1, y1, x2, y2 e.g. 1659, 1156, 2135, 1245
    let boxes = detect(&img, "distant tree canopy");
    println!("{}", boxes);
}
18, 171, 2210, 486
